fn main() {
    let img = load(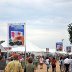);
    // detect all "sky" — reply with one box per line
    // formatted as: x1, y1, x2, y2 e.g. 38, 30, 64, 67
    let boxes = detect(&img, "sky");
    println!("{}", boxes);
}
0, 0, 72, 51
